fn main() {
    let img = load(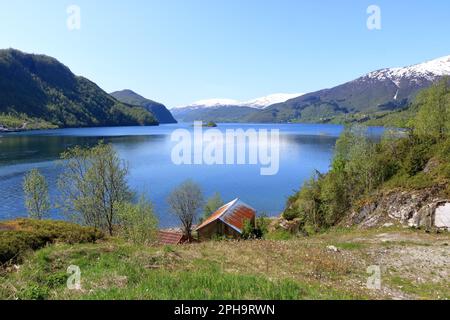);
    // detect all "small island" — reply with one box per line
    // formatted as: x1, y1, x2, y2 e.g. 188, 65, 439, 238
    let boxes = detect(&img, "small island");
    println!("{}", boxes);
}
192, 121, 218, 128
204, 121, 218, 127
